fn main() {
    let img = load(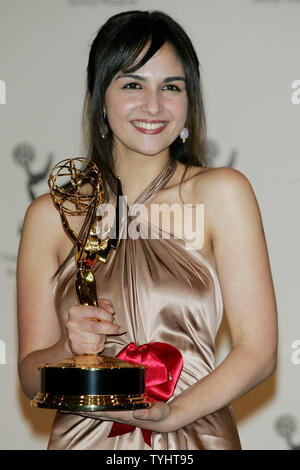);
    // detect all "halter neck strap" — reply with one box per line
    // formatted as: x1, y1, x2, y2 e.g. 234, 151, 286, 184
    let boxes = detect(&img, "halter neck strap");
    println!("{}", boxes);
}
129, 158, 177, 207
